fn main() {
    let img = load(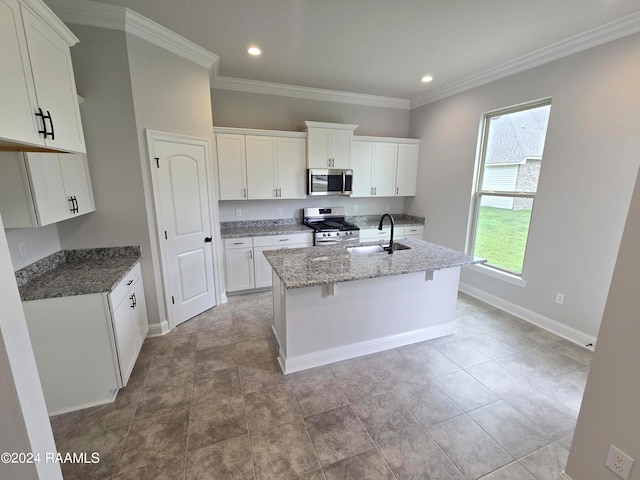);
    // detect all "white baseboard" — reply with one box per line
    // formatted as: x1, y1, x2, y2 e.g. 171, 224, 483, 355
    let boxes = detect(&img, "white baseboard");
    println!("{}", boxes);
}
459, 282, 596, 351
47, 392, 116, 416
557, 472, 573, 480
146, 320, 170, 337
279, 323, 455, 374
